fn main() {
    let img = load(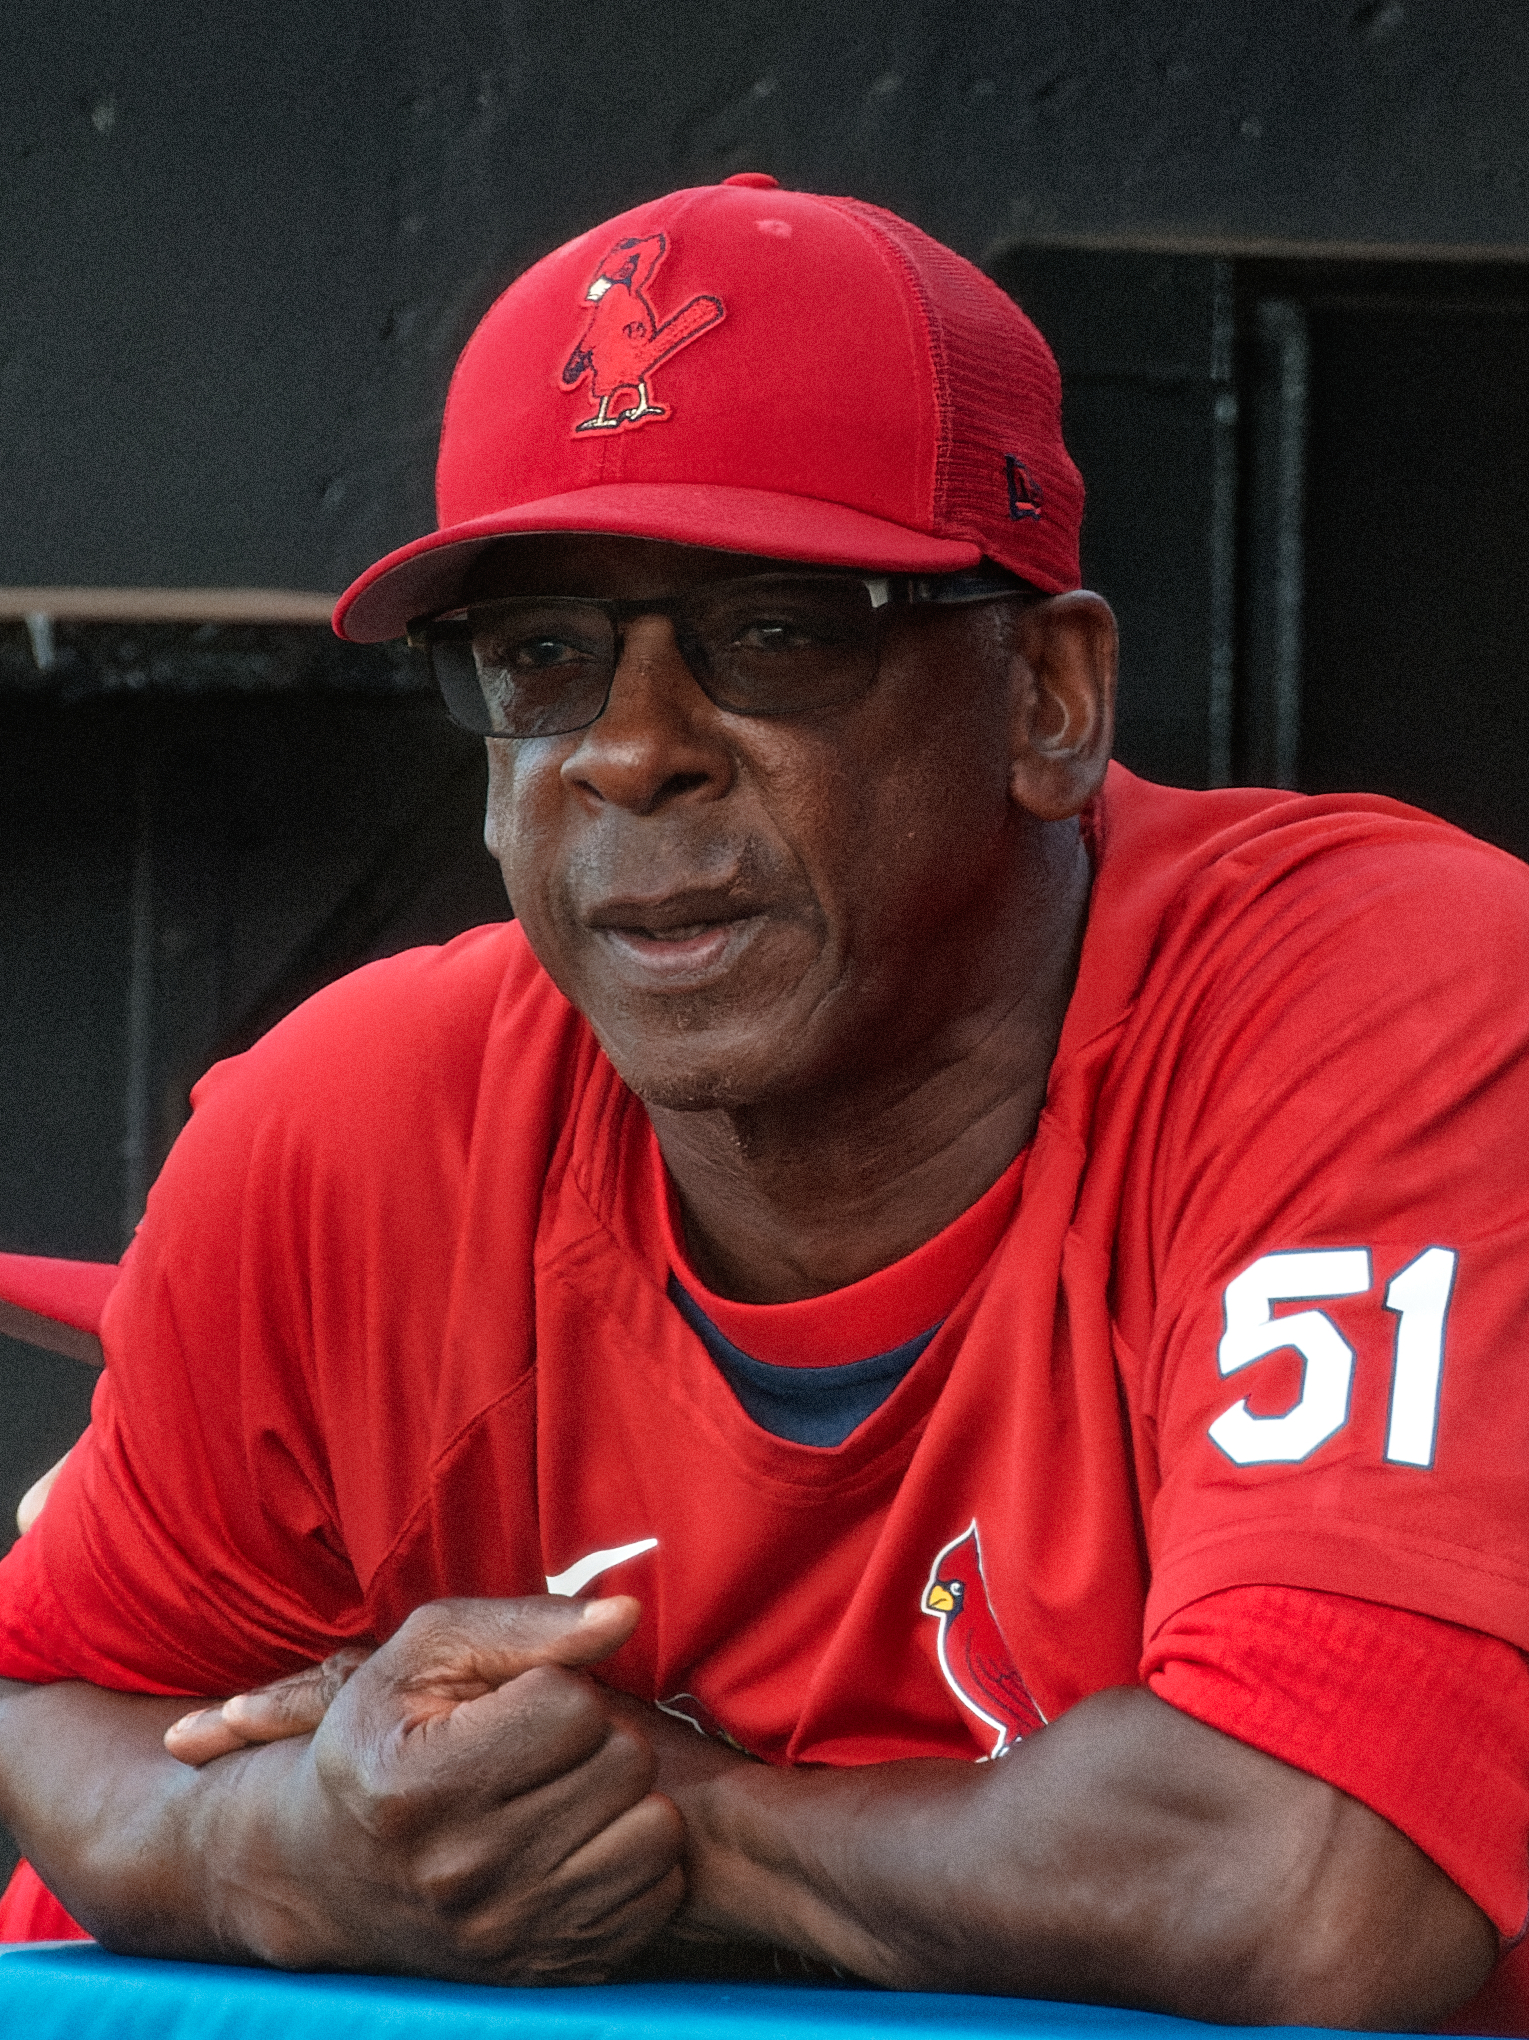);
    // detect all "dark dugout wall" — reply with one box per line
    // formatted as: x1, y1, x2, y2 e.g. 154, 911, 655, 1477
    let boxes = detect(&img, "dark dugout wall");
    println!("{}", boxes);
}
4, 0, 1526, 594
0, 3, 1526, 1582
